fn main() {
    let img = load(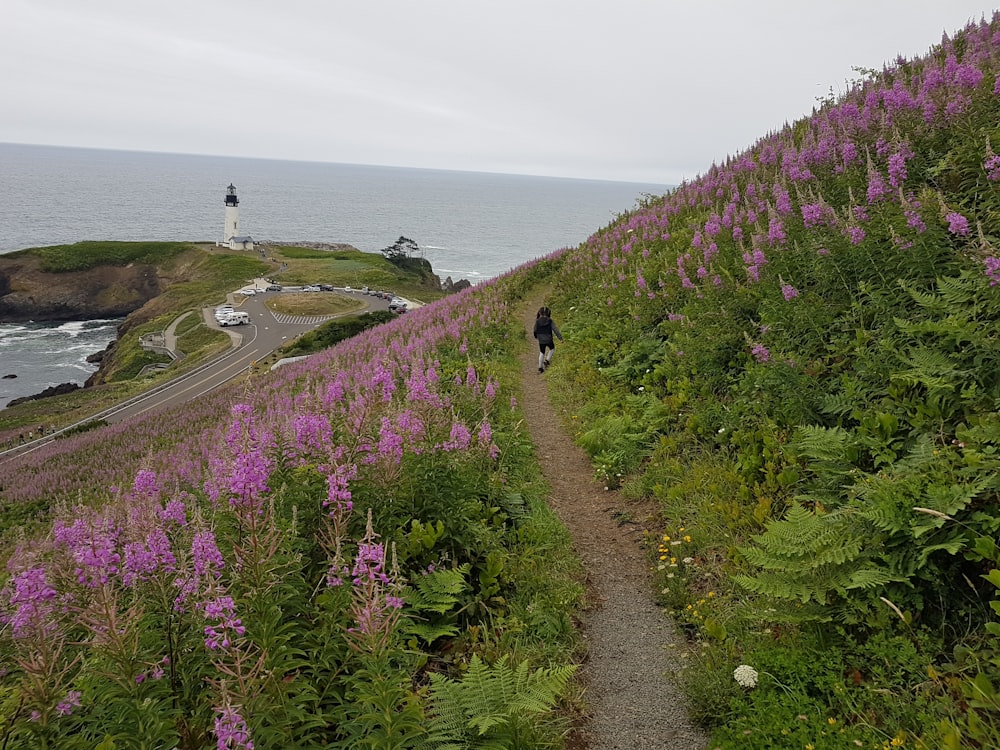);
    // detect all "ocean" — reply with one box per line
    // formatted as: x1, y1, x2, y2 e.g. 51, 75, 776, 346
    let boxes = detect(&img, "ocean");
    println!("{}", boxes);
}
0, 142, 666, 407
